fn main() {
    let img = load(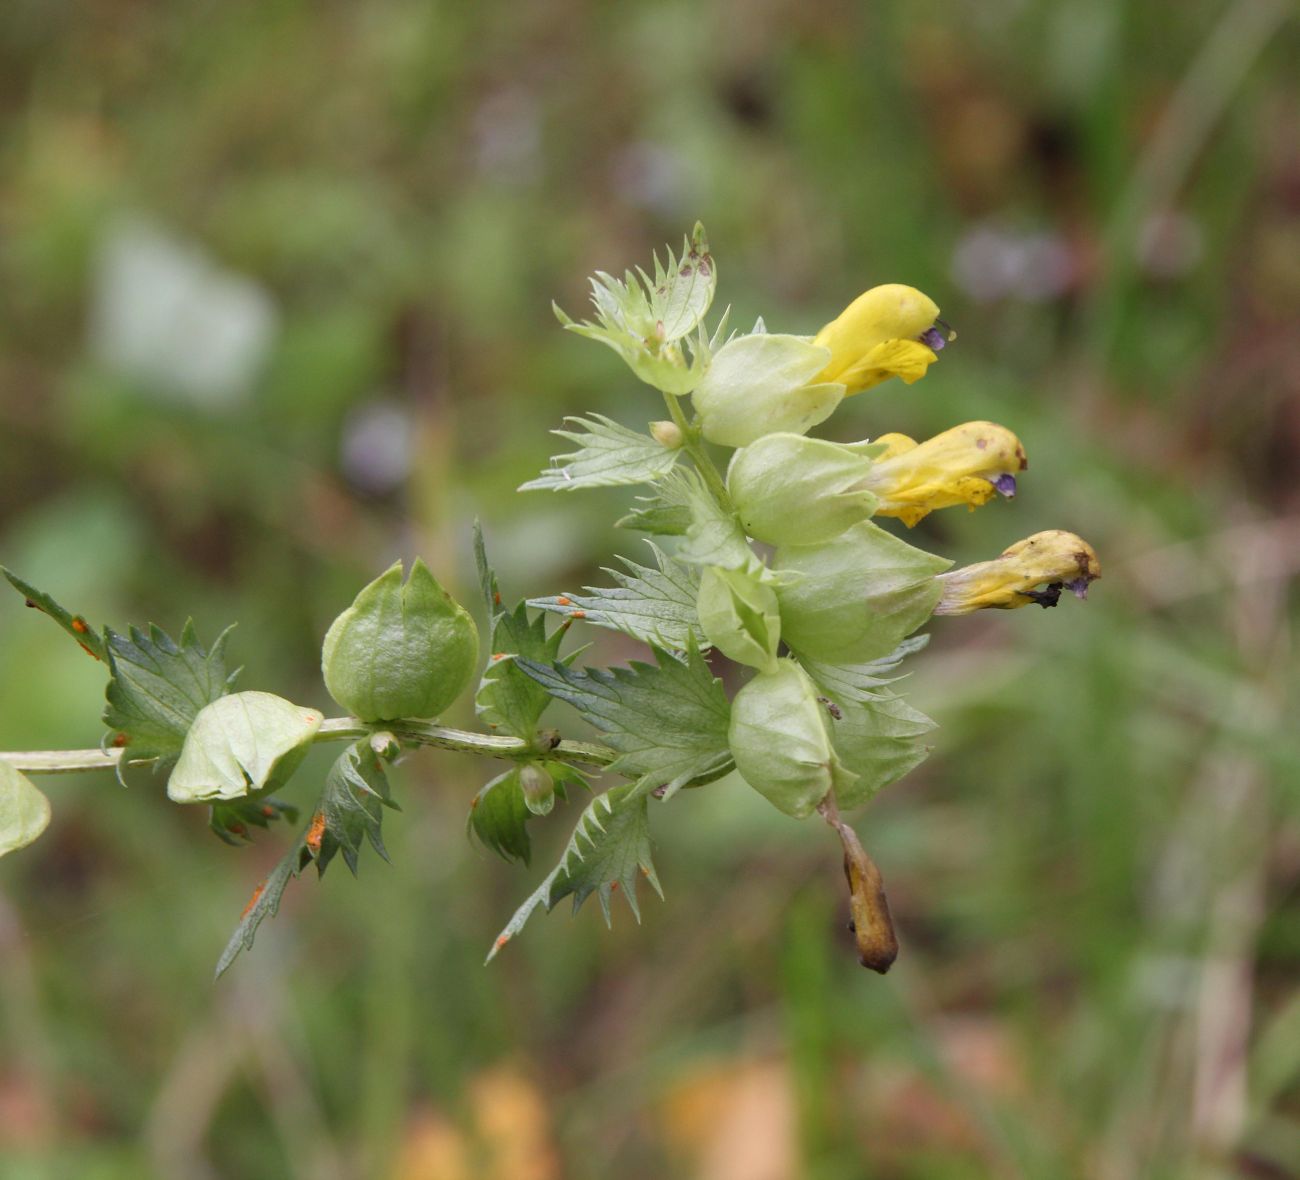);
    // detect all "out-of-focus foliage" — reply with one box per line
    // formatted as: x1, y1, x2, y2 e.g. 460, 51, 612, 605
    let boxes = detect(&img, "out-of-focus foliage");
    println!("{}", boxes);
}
1, 0, 1298, 1177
